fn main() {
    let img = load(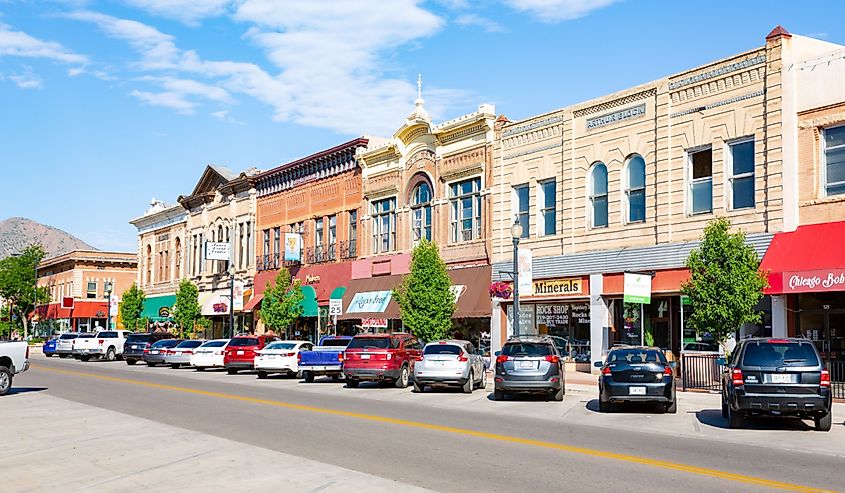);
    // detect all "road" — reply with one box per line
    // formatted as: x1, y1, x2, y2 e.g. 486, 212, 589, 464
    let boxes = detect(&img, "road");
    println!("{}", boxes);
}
5, 353, 845, 493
